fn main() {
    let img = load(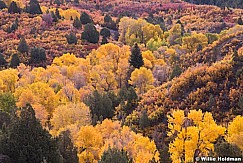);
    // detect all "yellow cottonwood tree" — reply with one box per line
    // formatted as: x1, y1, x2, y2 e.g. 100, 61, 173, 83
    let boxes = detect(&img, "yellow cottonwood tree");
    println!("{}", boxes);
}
129, 67, 154, 94
168, 110, 225, 163
76, 125, 103, 163
50, 102, 91, 136
0, 69, 19, 93
227, 116, 243, 149
182, 33, 208, 52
